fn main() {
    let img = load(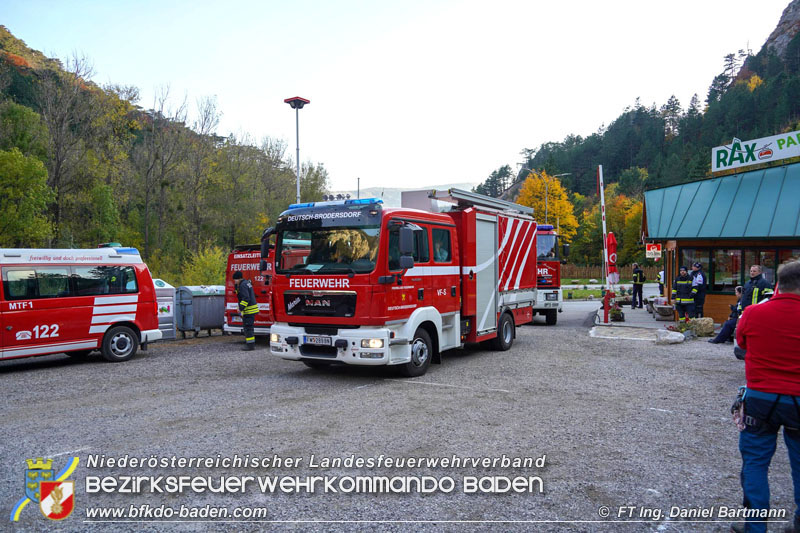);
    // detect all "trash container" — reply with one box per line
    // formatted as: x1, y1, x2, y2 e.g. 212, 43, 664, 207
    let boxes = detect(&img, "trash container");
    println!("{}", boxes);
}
176, 285, 225, 337
153, 279, 176, 341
